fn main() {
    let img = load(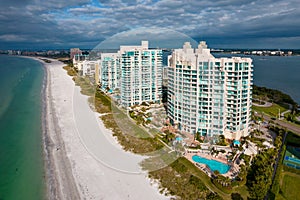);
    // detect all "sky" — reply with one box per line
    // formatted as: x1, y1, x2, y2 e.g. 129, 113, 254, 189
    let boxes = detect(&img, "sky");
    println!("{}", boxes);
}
0, 0, 300, 50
